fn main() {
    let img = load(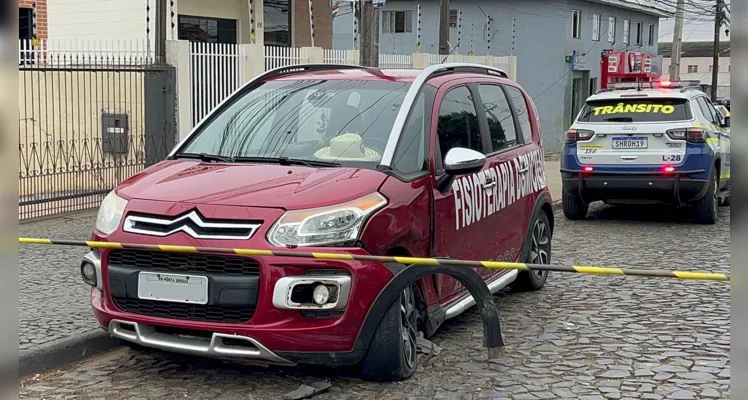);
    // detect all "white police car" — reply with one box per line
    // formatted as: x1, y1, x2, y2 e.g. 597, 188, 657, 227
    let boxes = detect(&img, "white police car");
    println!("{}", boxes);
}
560, 80, 730, 224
